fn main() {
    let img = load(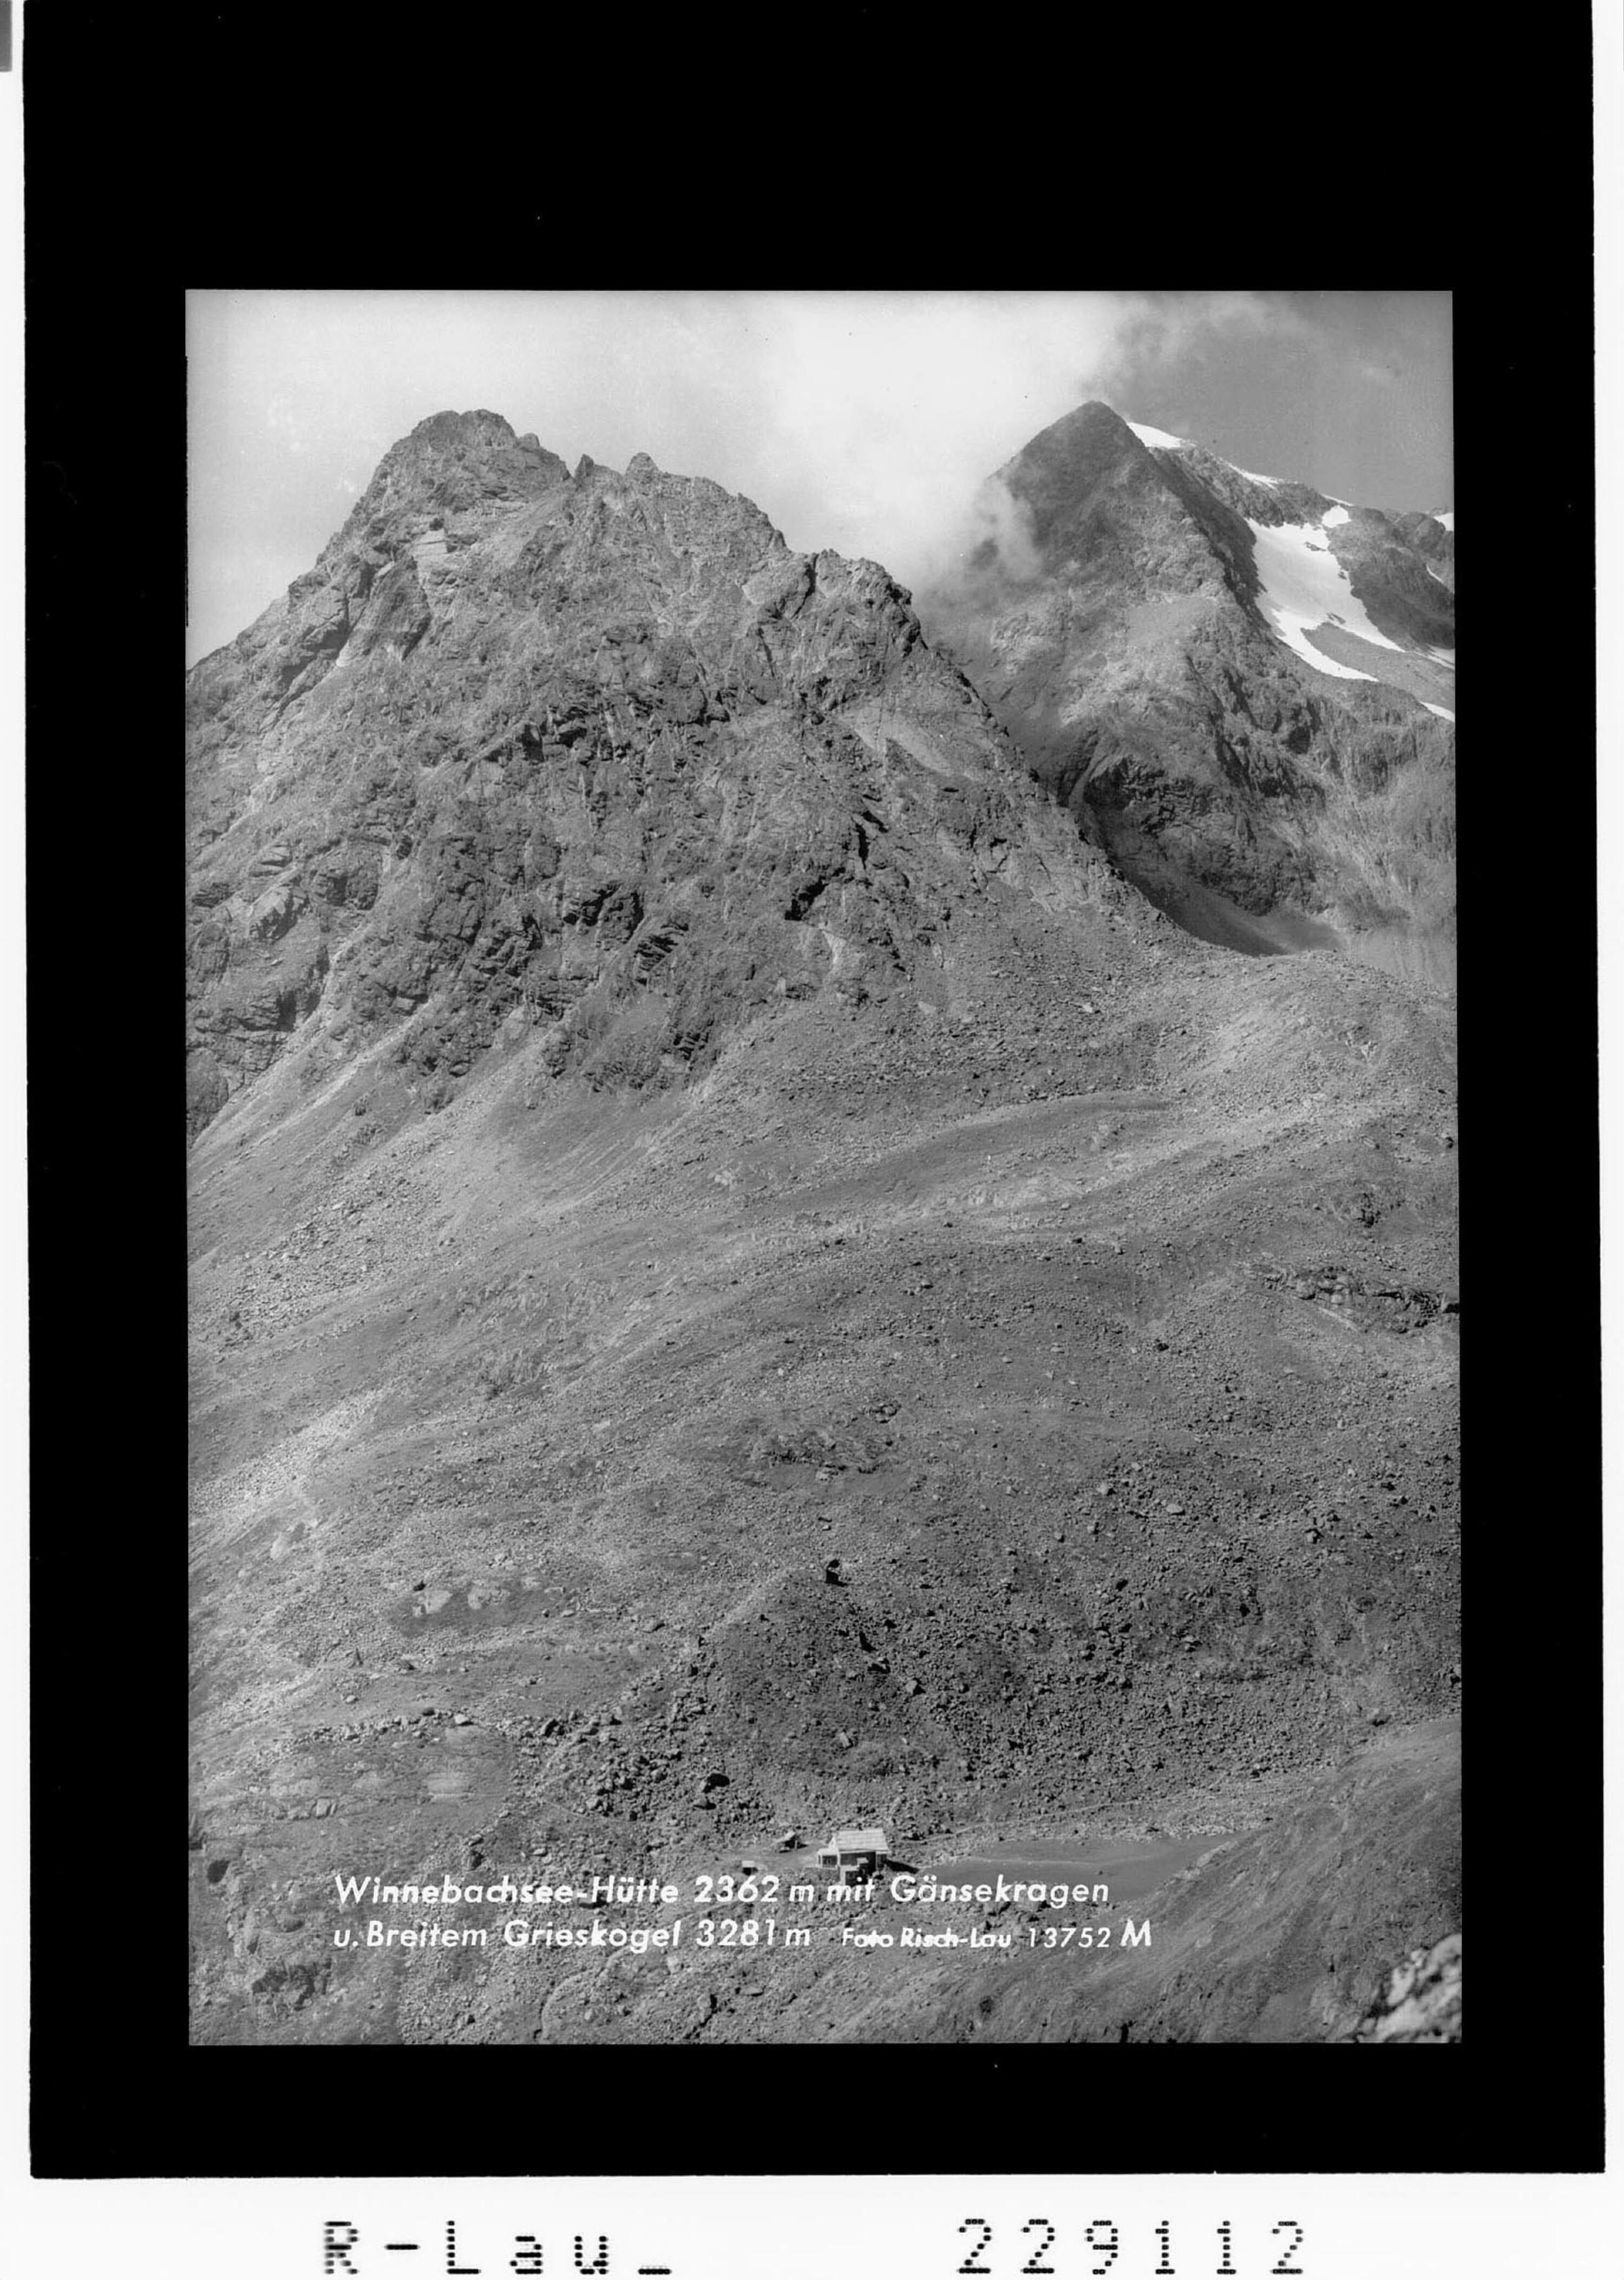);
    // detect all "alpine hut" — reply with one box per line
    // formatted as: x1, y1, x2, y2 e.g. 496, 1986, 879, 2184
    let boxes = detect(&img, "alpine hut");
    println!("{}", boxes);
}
815, 1826, 890, 1883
